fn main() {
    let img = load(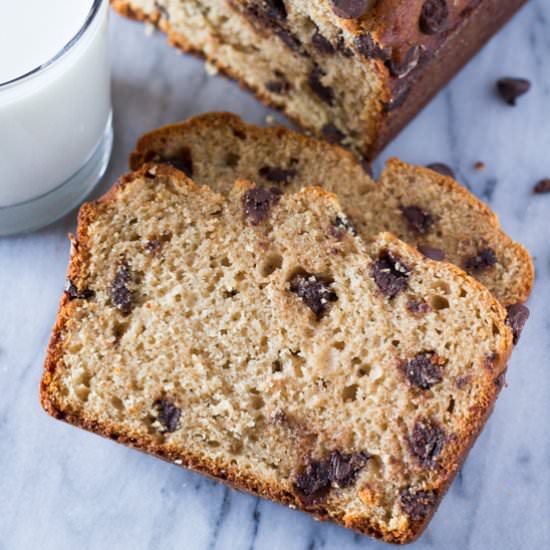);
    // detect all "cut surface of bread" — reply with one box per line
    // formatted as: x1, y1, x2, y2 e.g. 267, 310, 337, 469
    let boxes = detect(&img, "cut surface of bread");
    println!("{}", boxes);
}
129, 112, 534, 307
42, 164, 514, 543
111, 0, 527, 158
